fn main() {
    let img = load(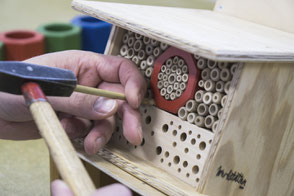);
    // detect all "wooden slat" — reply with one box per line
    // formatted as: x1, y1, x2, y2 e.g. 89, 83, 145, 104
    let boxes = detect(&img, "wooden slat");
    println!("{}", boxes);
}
72, 0, 294, 62
202, 62, 294, 196
74, 141, 206, 196
214, 0, 294, 34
